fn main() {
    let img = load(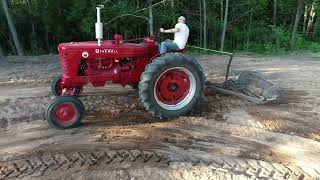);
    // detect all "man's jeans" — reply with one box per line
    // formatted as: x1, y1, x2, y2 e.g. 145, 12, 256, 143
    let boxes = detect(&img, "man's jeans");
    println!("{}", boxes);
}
160, 41, 180, 54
